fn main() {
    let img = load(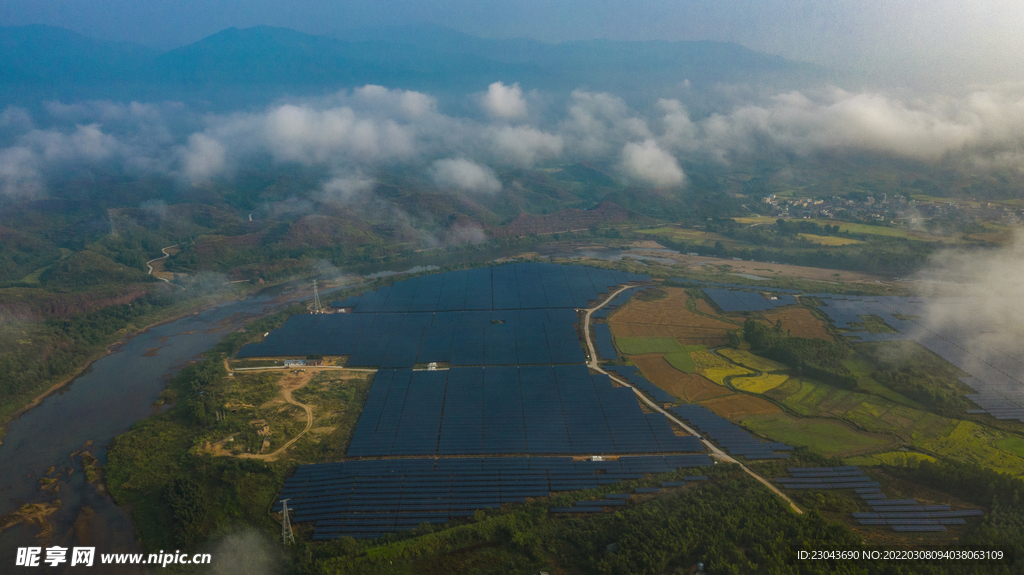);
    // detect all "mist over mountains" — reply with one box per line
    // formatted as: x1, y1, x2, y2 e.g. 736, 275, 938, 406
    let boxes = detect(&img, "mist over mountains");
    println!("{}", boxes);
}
3, 23, 1024, 240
